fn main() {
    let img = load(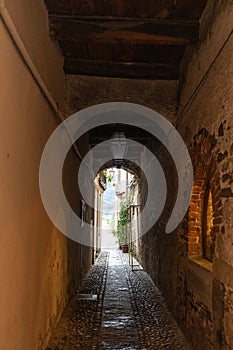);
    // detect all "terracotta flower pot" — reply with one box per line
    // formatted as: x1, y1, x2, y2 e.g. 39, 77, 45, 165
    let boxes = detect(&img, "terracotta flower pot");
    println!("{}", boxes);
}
121, 244, 129, 253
